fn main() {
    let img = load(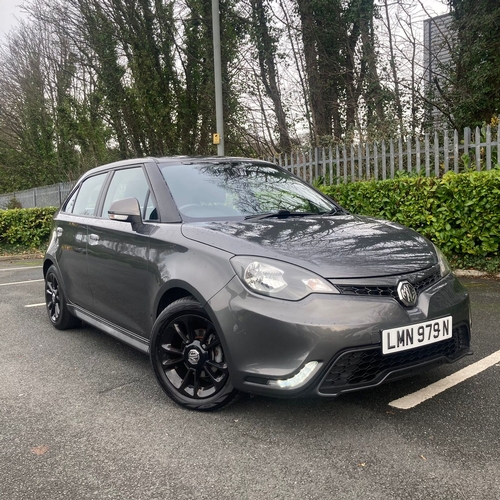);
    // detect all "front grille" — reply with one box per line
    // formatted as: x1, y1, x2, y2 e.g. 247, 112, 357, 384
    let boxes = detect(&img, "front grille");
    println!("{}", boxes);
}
335, 284, 398, 299
319, 324, 470, 394
335, 272, 440, 304
414, 272, 440, 293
